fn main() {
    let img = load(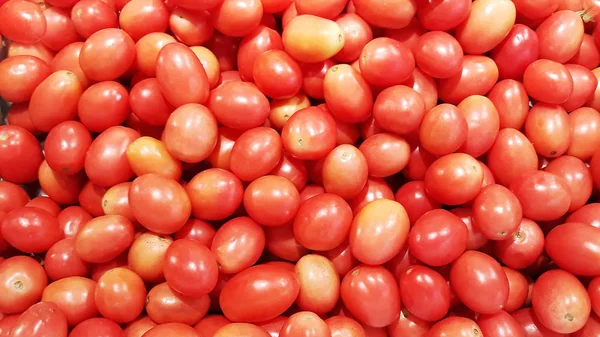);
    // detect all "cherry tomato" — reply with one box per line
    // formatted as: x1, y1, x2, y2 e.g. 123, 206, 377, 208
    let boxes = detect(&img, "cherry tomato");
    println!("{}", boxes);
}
372, 85, 425, 136
419, 103, 468, 156
487, 128, 539, 187
71, 0, 119, 39
1, 206, 62, 253
567, 107, 600, 160
118, 0, 169, 41
128, 232, 172, 283
477, 311, 524, 337
10, 302, 68, 337
211, 0, 263, 37
186, 168, 243, 221
75, 215, 135, 263
510, 170, 572, 221
0, 55, 51, 103
126, 136, 182, 180
546, 222, 600, 276
253, 50, 302, 99
164, 239, 219, 297
0, 0, 47, 44
214, 323, 270, 337
567, 203, 600, 229
280, 312, 330, 337
44, 238, 91, 281
352, 0, 417, 29
294, 254, 340, 315
44, 121, 92, 176
229, 126, 282, 181
208, 81, 270, 130
491, 24, 539, 80
282, 15, 344, 63
169, 8, 213, 46
334, 13, 372, 63
414, 31, 463, 79
359, 37, 415, 87
523, 60, 574, 104
69, 318, 125, 337
424, 153, 483, 205
323, 64, 373, 124
399, 265, 450, 322
41, 276, 98, 327
146, 282, 210, 325
417, 0, 471, 31
487, 79, 530, 130
511, 308, 566, 337
437, 55, 499, 104
537, 10, 585, 63
211, 217, 265, 274
532, 270, 591, 334
386, 309, 430, 337
79, 28, 135, 81
502, 267, 530, 313
124, 316, 157, 337
0, 181, 29, 213
281, 107, 337, 161
494, 218, 545, 270
0, 256, 48, 314
194, 315, 231, 337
